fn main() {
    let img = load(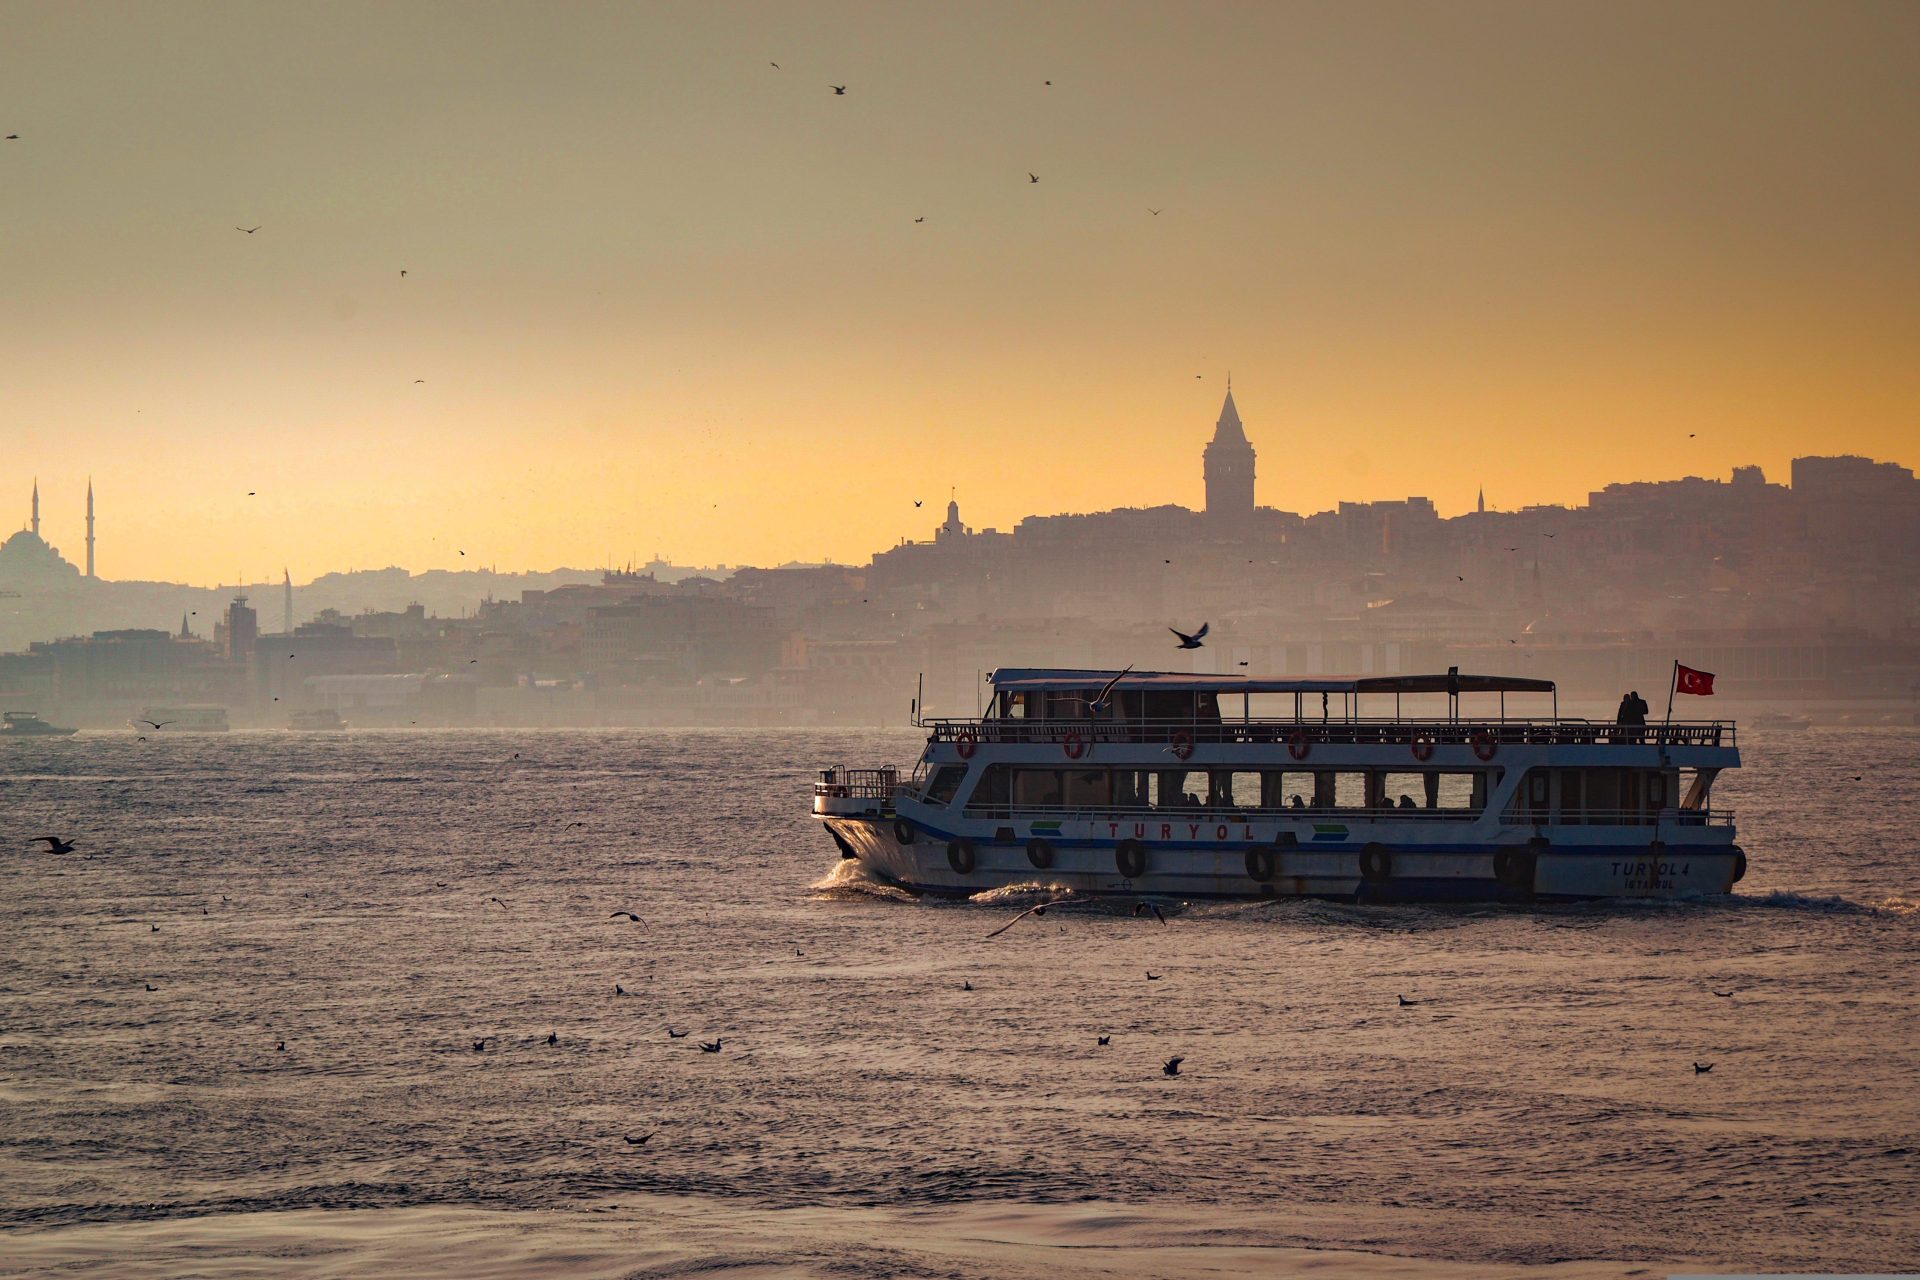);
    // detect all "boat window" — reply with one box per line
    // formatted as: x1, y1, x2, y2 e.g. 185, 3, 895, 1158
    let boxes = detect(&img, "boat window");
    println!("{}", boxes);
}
1004, 692, 1029, 720
1196, 692, 1221, 723
1378, 772, 1425, 810
1153, 770, 1208, 808
970, 765, 1011, 811
925, 766, 967, 807
1013, 770, 1064, 807
1063, 768, 1108, 806
1217, 771, 1262, 807
1263, 771, 1313, 809
1332, 772, 1368, 809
